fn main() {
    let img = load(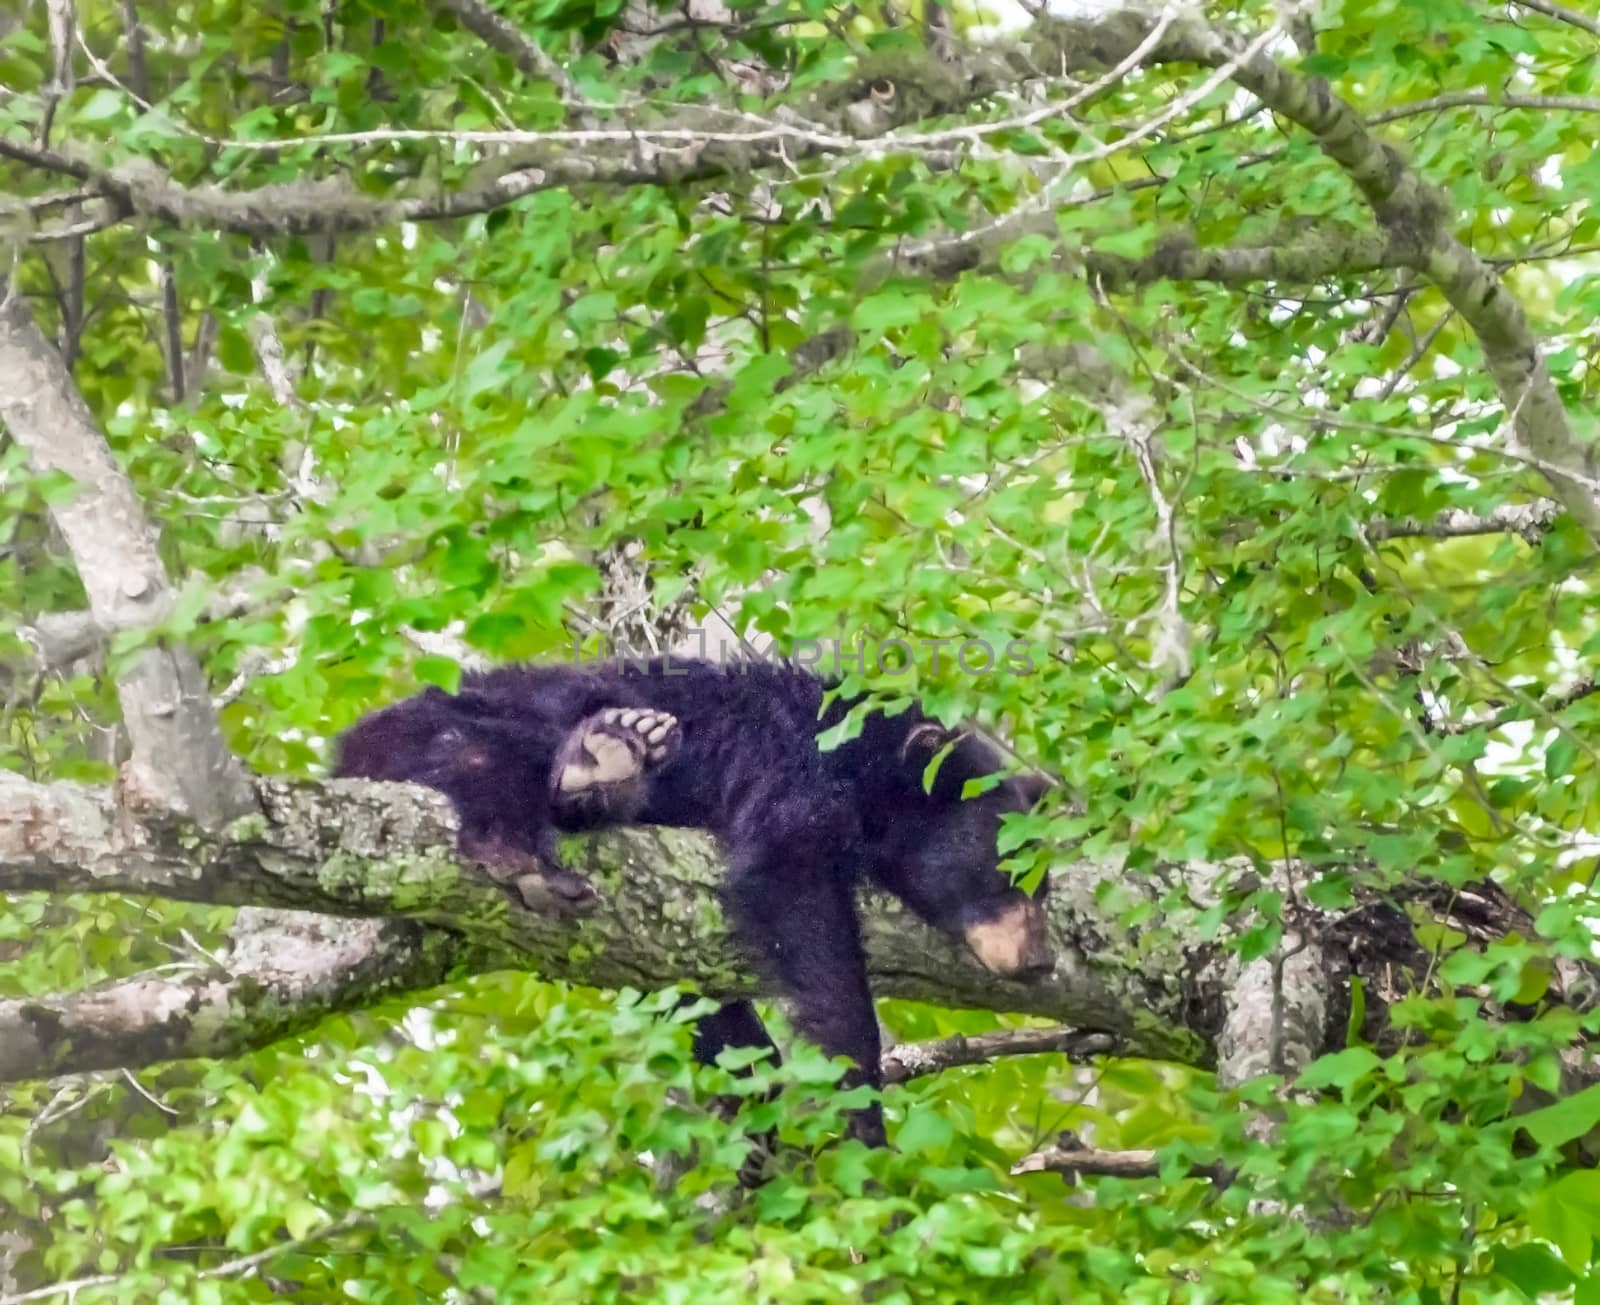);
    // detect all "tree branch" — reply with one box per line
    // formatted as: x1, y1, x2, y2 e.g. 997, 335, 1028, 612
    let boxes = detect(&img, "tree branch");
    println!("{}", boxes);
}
0, 768, 1229, 1084
1510, 0, 1600, 39
0, 287, 256, 827
0, 140, 559, 237
431, 0, 577, 97
3, 766, 1592, 1088
0, 912, 451, 1083
881, 1026, 1118, 1084
1369, 90, 1600, 122
898, 215, 1410, 289
0, 58, 991, 239
1369, 499, 1563, 542
7, 568, 273, 679
0, 1213, 367, 1305
4, 930, 1119, 1085
1011, 1132, 1231, 1184
1435, 675, 1600, 736
1054, 3, 1600, 541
